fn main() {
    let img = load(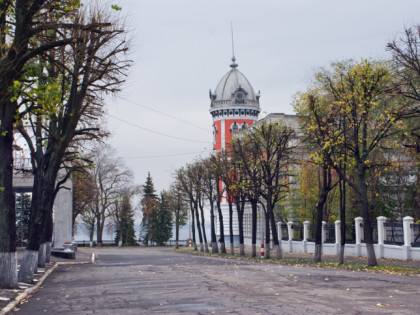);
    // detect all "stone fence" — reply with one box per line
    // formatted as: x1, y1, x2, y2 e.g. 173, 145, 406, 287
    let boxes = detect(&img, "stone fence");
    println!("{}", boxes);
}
275, 216, 420, 261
